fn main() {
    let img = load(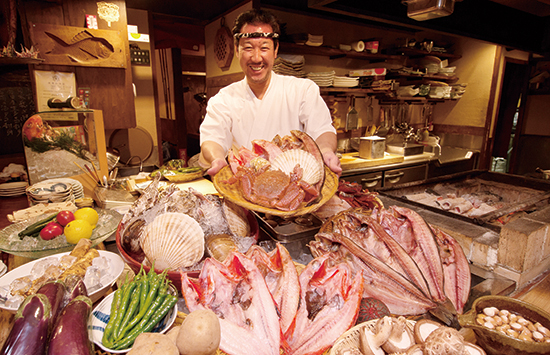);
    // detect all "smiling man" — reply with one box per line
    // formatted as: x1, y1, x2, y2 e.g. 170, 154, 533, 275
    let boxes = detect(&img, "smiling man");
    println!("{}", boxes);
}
199, 9, 341, 176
